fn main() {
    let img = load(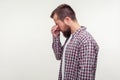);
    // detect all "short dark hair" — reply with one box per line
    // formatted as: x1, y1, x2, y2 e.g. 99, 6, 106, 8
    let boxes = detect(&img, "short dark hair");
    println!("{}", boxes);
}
50, 4, 77, 21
